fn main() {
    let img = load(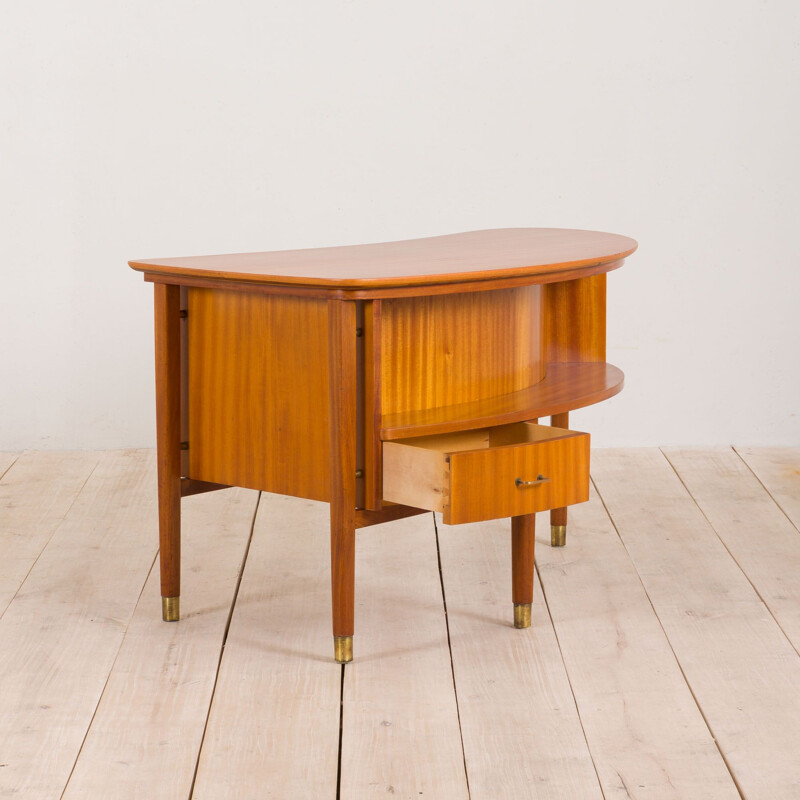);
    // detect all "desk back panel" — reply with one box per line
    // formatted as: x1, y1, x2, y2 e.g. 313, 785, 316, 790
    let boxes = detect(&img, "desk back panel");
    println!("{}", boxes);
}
379, 286, 545, 416
187, 288, 331, 501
